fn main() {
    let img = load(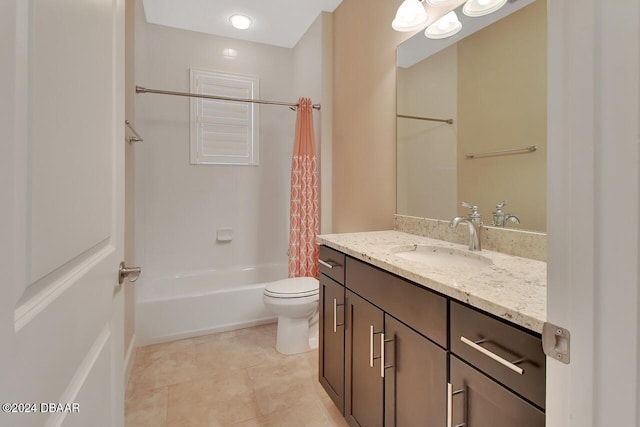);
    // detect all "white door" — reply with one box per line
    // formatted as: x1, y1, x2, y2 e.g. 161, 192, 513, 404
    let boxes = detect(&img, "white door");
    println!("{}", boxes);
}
546, 0, 640, 426
1, 0, 126, 426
